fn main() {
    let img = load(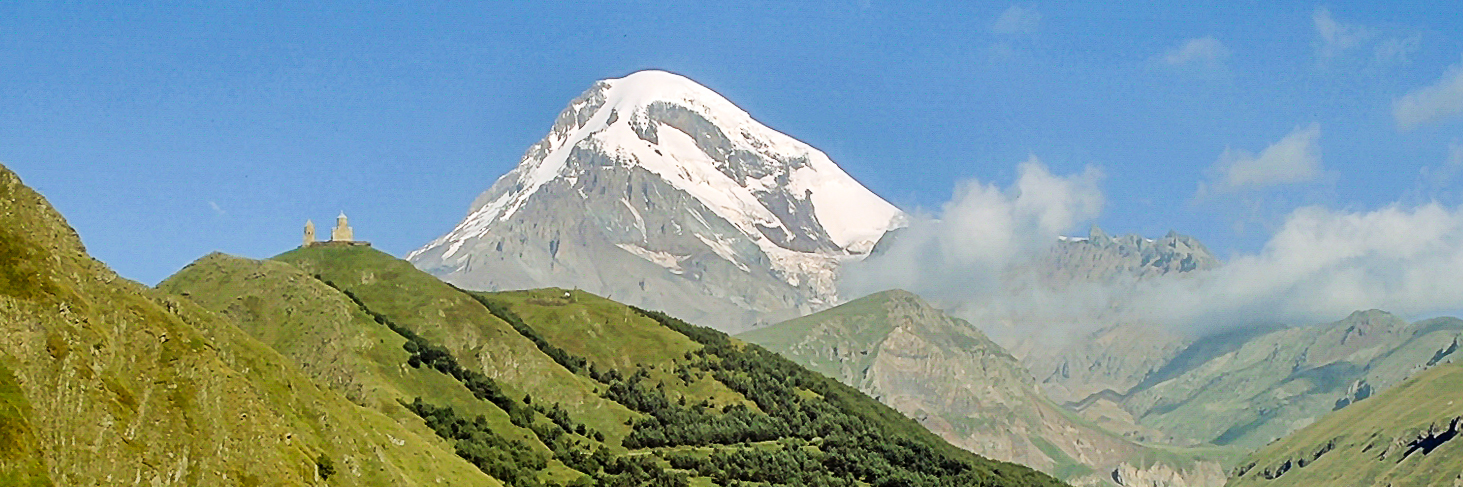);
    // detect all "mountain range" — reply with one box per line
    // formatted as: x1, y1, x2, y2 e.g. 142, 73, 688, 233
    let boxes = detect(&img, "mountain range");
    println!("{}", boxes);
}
395, 72, 1463, 485
7, 69, 1463, 486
